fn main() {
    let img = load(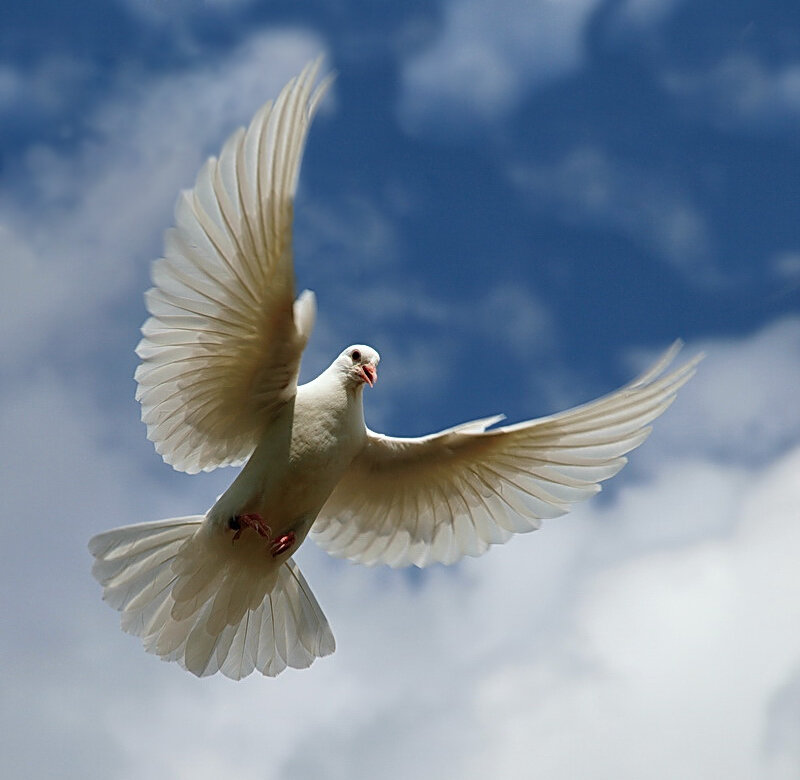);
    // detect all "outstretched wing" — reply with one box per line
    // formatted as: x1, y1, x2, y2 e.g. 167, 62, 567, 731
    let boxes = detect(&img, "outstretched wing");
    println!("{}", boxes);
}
135, 60, 332, 473
312, 342, 702, 567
